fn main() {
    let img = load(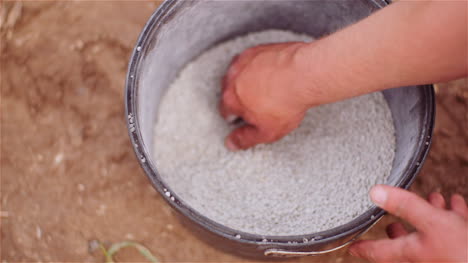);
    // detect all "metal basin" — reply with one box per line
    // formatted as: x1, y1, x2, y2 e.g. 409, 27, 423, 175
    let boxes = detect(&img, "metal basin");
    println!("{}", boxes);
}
125, 0, 435, 258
